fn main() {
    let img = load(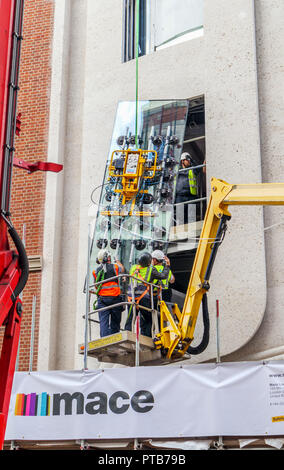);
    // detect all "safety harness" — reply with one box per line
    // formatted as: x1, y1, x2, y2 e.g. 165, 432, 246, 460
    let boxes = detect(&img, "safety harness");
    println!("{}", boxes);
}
93, 264, 119, 310
153, 264, 172, 290
128, 265, 152, 301
126, 265, 154, 321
